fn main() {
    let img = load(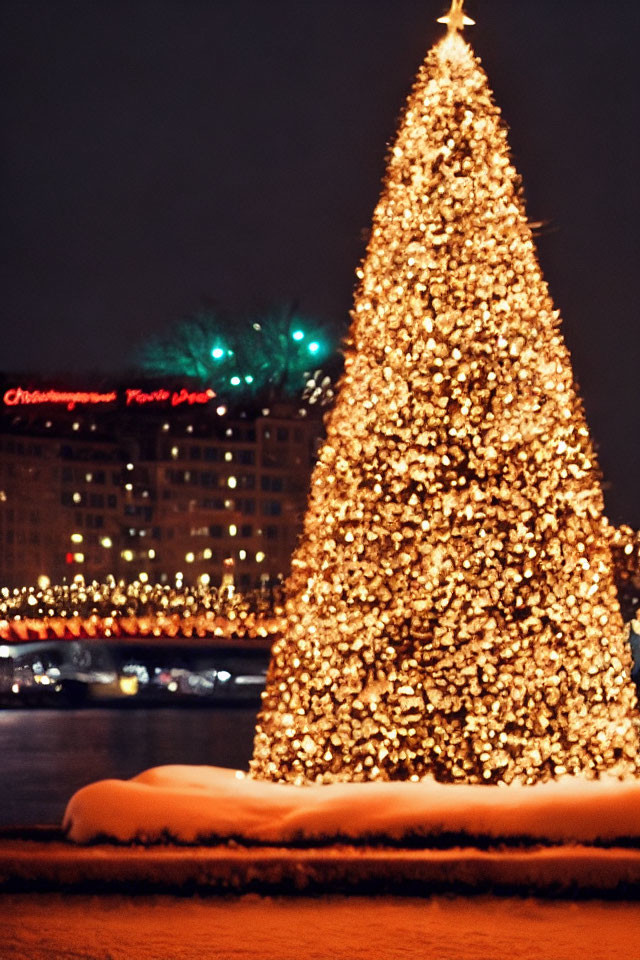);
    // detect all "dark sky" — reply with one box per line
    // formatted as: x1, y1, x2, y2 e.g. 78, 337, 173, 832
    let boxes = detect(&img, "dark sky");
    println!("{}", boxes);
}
1, 0, 639, 524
